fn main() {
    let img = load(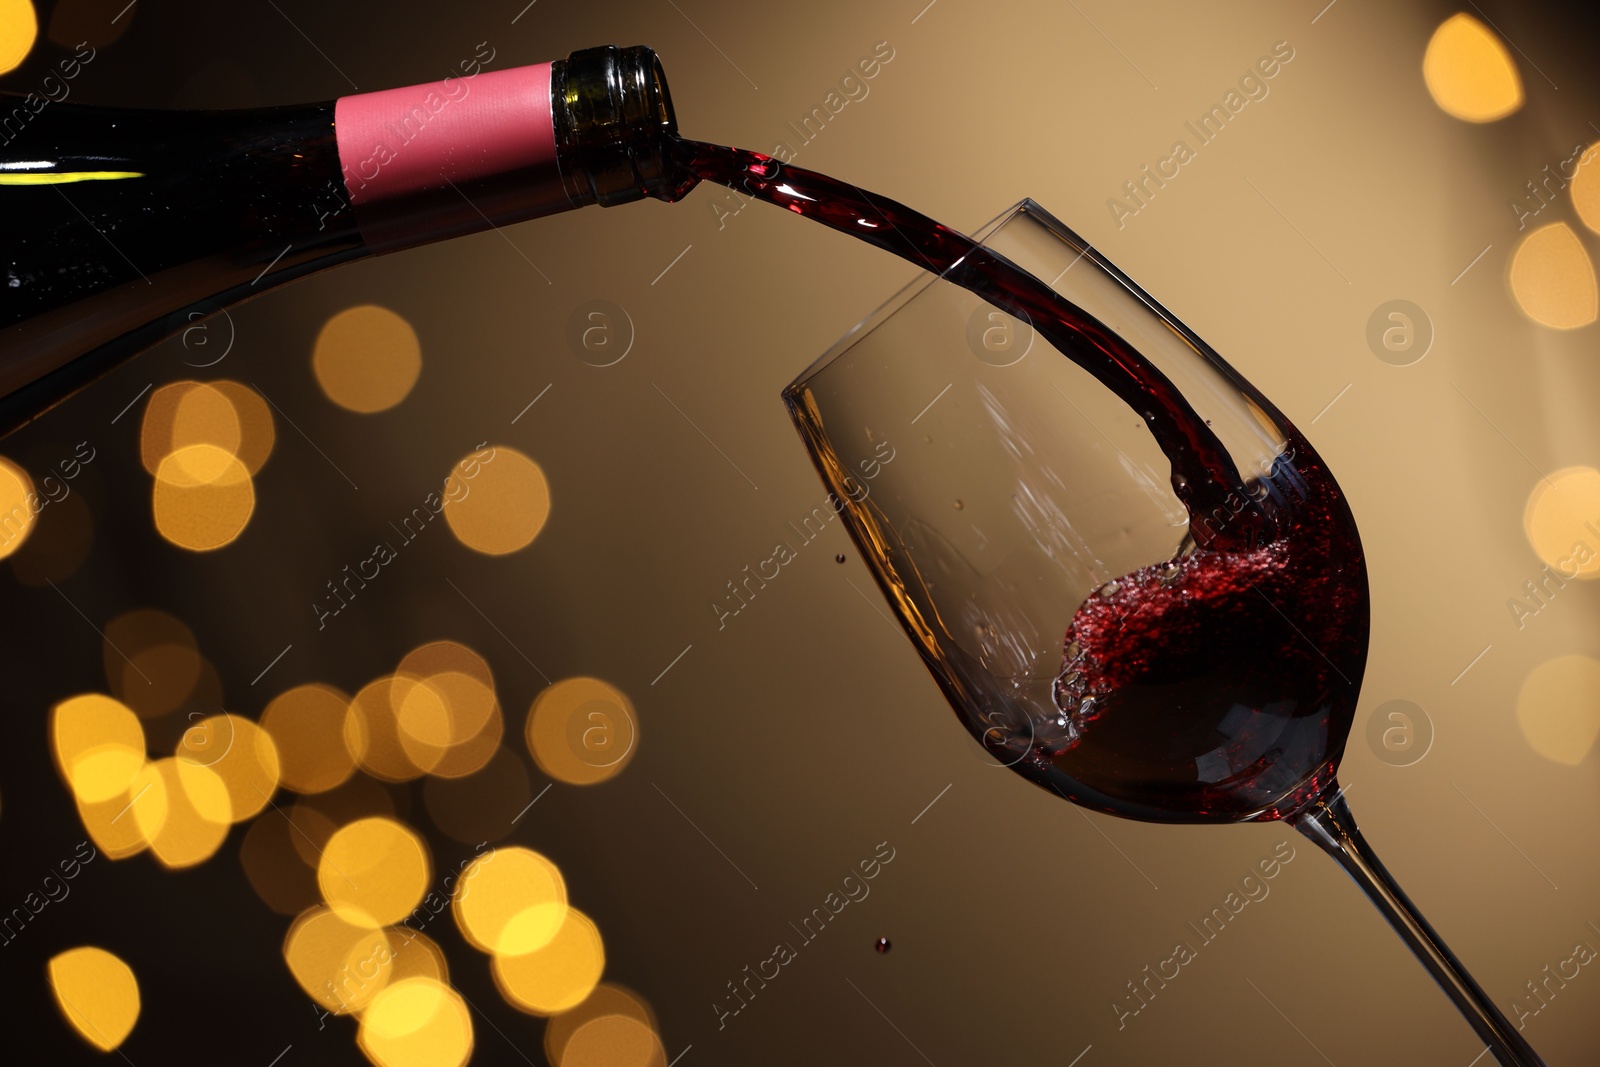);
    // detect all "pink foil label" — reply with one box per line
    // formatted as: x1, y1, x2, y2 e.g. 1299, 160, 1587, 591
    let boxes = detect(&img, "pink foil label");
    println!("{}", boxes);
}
334, 63, 564, 240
